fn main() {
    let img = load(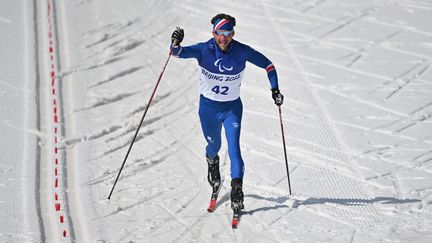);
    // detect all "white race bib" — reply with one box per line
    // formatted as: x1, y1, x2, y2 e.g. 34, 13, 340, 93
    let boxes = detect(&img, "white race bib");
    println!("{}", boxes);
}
199, 67, 244, 102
